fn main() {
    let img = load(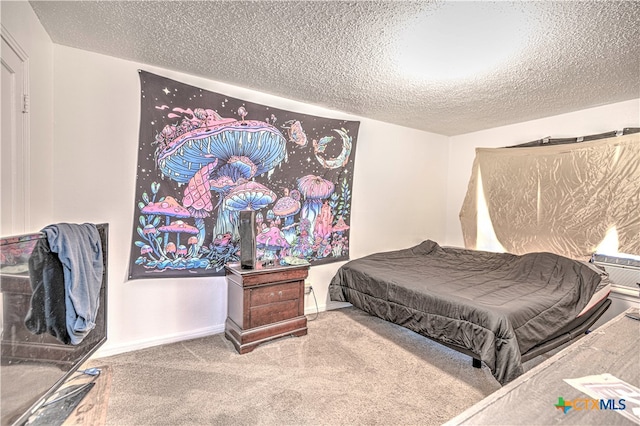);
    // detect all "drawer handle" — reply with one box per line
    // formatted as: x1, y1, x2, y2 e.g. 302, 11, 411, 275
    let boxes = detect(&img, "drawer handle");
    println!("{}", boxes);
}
278, 291, 283, 296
